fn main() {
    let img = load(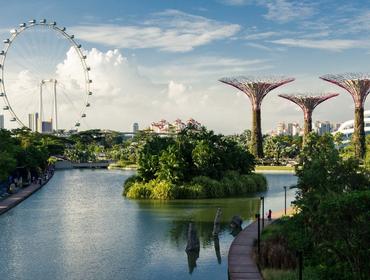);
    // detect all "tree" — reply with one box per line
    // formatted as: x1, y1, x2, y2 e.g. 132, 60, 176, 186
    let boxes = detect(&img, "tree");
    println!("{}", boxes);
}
137, 135, 174, 181
156, 144, 185, 183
